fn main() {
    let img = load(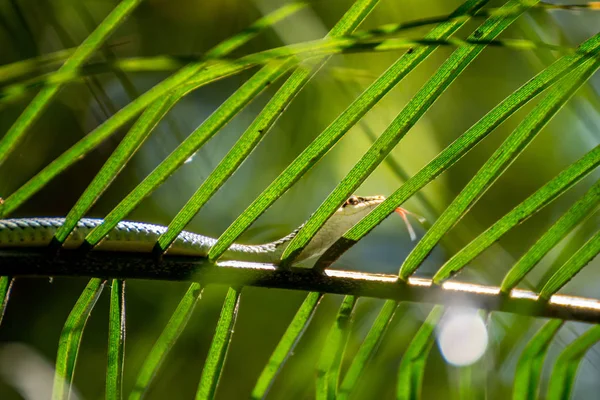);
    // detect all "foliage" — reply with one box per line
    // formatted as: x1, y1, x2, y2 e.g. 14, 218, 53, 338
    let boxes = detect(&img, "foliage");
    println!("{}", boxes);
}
0, 0, 599, 398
